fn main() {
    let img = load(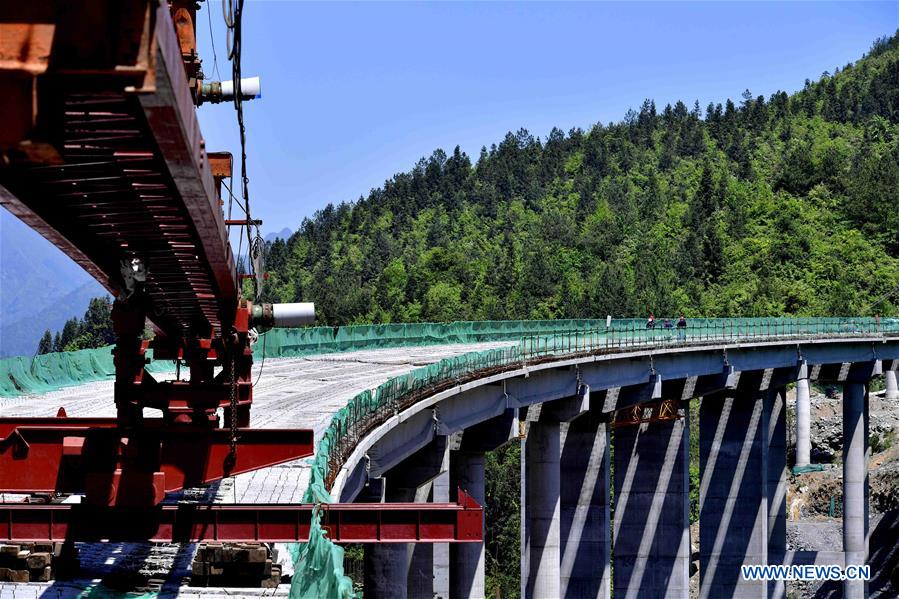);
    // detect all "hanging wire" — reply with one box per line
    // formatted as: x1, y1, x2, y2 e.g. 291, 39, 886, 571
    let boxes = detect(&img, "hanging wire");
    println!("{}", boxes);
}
253, 332, 268, 387
219, 0, 255, 295
221, 180, 246, 217
862, 282, 899, 316
205, 0, 222, 81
